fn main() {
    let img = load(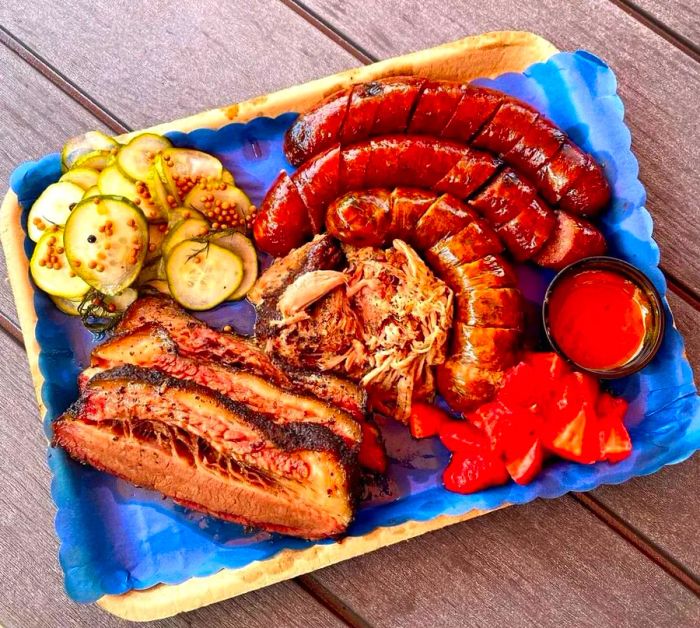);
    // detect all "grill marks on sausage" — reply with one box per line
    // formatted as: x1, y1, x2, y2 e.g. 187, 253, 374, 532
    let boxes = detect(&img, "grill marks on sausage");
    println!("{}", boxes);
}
261, 136, 604, 266
325, 189, 523, 412
284, 77, 610, 216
